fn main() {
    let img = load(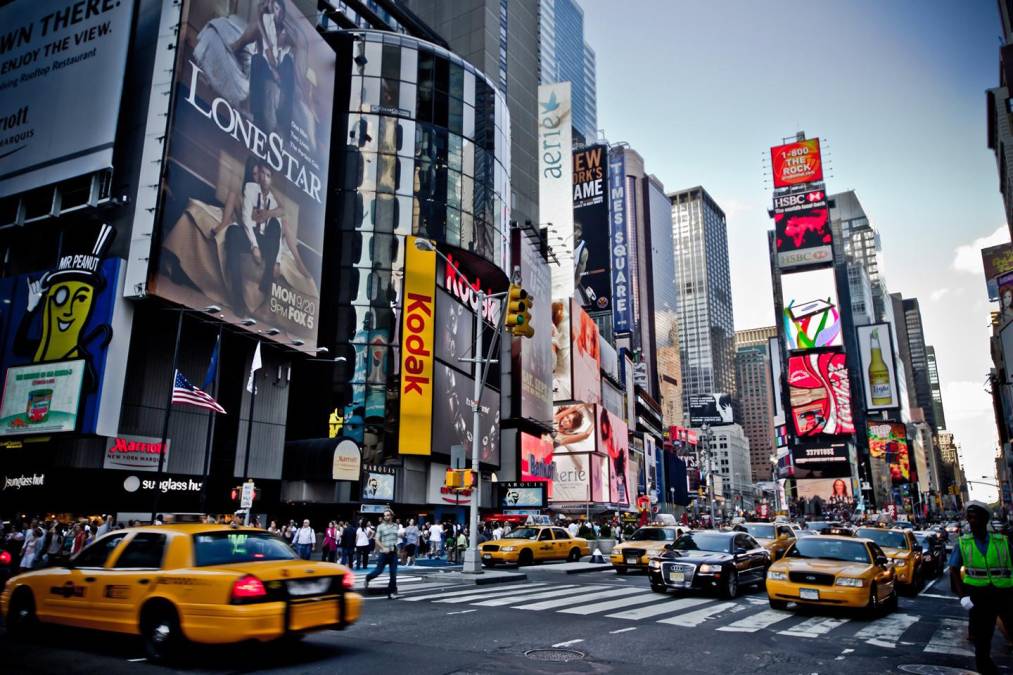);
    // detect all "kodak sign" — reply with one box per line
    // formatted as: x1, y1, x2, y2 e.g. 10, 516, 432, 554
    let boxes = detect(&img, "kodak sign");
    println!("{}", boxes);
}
398, 236, 436, 455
